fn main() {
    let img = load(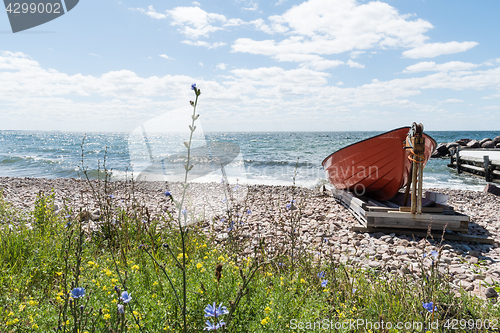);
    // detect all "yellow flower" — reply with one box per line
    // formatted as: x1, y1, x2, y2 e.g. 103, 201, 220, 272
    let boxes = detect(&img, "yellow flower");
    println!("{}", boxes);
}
131, 265, 140, 271
104, 314, 111, 320
264, 307, 272, 314
56, 272, 63, 276
203, 256, 208, 260
196, 263, 203, 269
19, 304, 25, 312
28, 300, 38, 306
153, 281, 158, 286
111, 278, 118, 284
261, 316, 270, 325
102, 285, 107, 291
7, 311, 14, 316
88, 261, 95, 266
177, 253, 188, 260
218, 255, 225, 262
300, 278, 305, 284
32, 323, 38, 329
